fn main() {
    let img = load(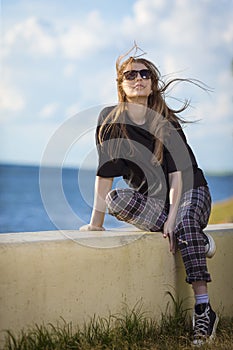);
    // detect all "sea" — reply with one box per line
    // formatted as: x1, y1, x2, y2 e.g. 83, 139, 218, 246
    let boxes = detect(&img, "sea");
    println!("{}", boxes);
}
0, 163, 233, 234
